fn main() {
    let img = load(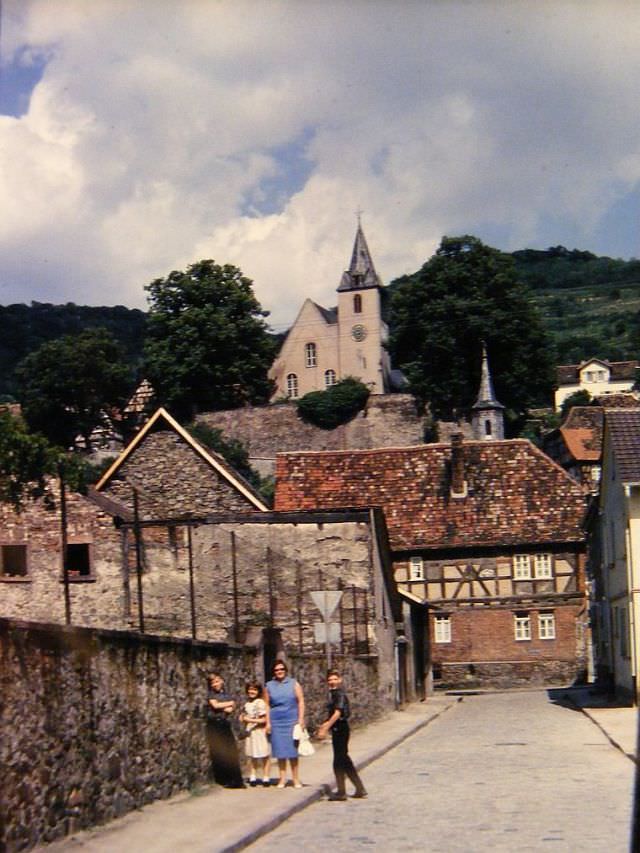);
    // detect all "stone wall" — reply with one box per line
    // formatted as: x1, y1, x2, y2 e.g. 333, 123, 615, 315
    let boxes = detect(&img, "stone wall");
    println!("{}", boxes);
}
0, 618, 255, 852
103, 430, 260, 519
197, 394, 429, 476
0, 618, 392, 852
